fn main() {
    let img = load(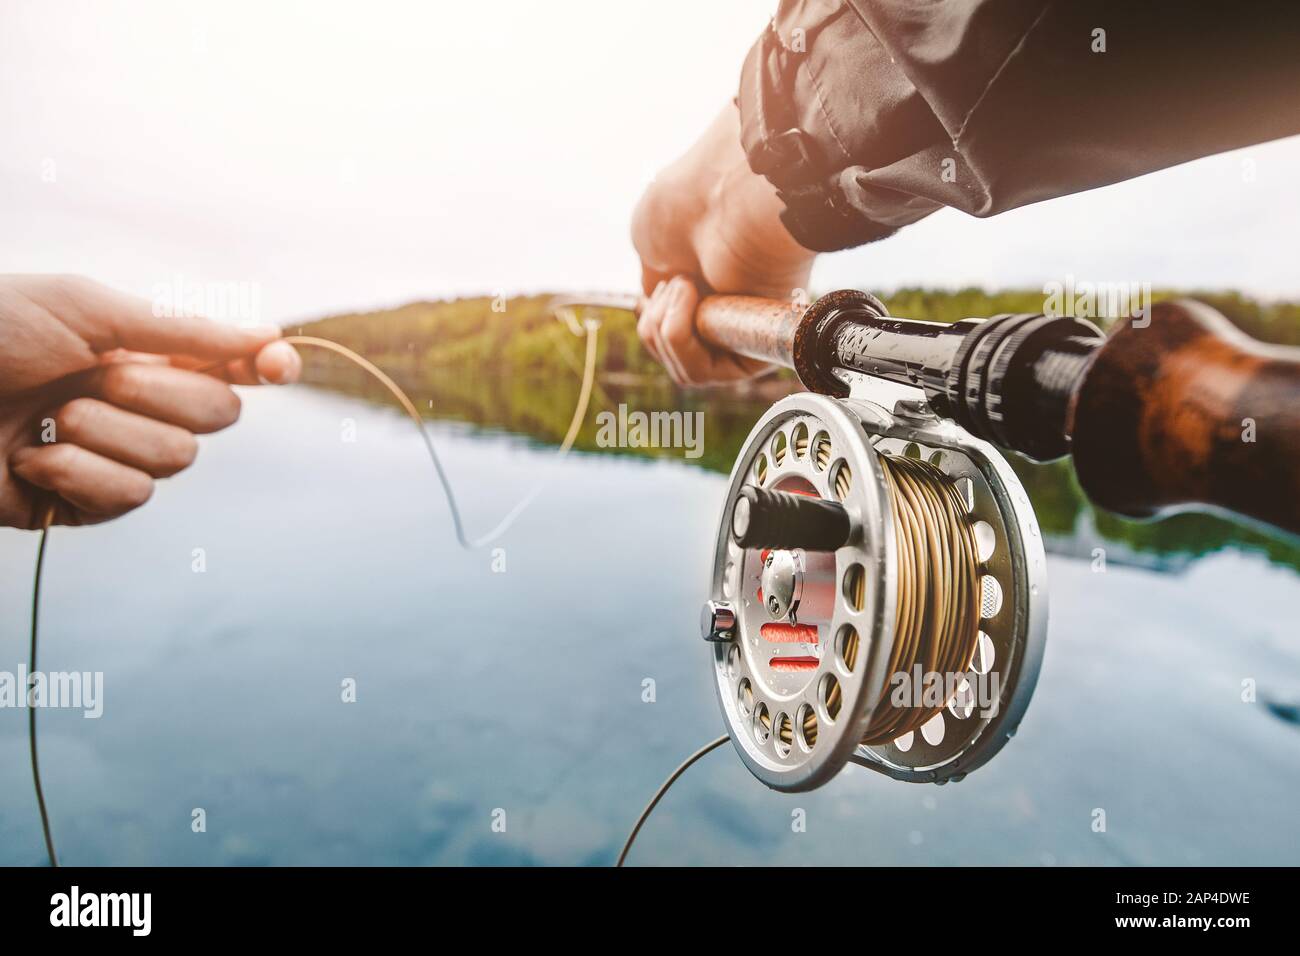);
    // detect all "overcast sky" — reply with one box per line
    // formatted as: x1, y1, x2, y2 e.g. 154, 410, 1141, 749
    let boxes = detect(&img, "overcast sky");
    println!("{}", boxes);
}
3, 0, 1297, 326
